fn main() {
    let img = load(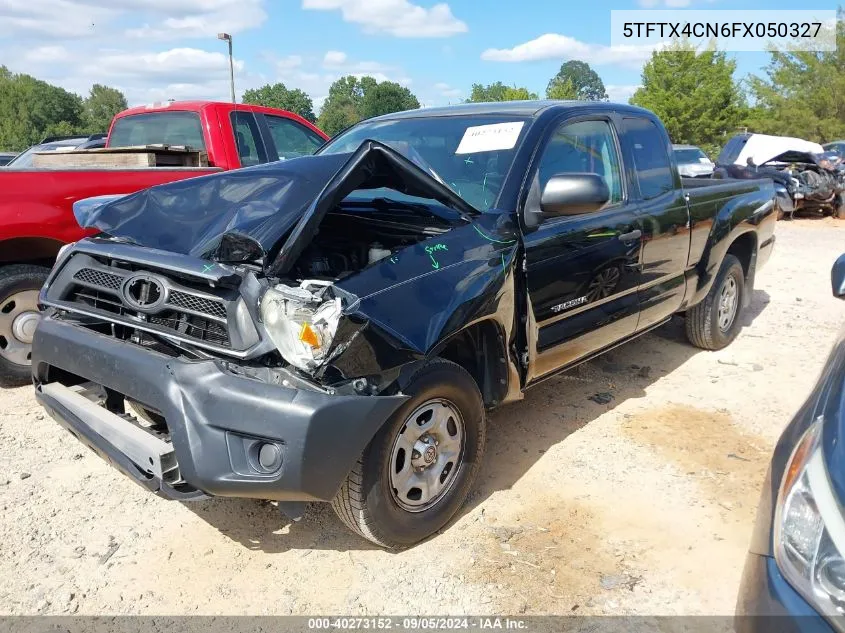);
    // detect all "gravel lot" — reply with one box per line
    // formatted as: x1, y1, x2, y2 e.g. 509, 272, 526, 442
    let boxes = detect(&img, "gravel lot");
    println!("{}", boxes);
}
1, 218, 843, 616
